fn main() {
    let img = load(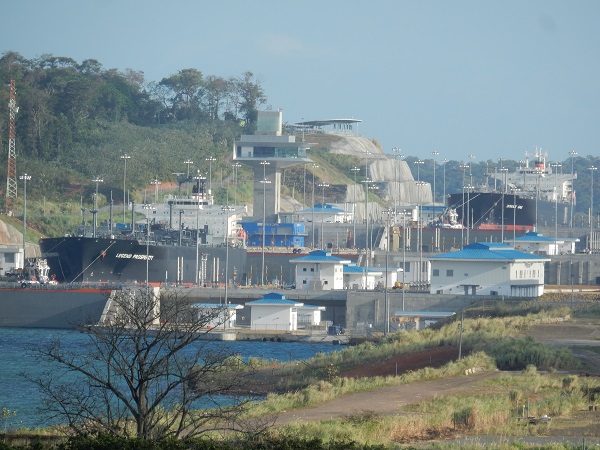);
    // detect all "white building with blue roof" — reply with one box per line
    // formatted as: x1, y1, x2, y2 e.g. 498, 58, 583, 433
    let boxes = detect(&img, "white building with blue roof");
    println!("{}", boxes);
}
429, 242, 550, 297
505, 231, 579, 256
343, 264, 383, 290
290, 249, 351, 290
246, 292, 304, 331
